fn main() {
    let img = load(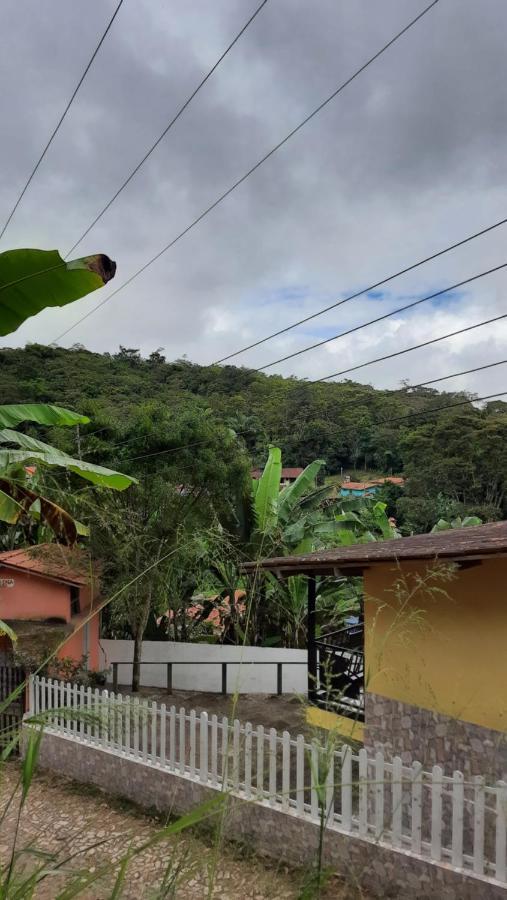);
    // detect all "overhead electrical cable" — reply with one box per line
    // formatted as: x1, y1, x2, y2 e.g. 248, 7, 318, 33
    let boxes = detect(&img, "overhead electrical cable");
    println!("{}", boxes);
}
50, 0, 440, 344
254, 263, 507, 371
212, 216, 507, 364
65, 0, 270, 258
0, 0, 125, 242
316, 311, 507, 382
96, 372, 507, 465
